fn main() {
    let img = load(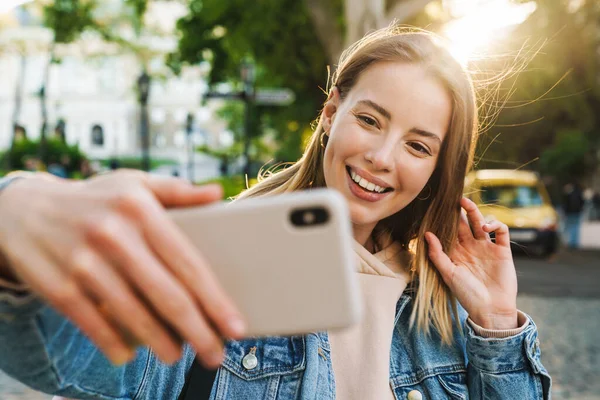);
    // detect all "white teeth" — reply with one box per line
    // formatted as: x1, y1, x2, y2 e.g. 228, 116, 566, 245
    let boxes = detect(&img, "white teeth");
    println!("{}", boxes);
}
349, 168, 388, 194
